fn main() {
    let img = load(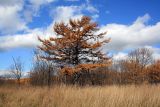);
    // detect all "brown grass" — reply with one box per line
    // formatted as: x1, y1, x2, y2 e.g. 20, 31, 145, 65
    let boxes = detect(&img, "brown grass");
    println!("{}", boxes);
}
0, 85, 160, 107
